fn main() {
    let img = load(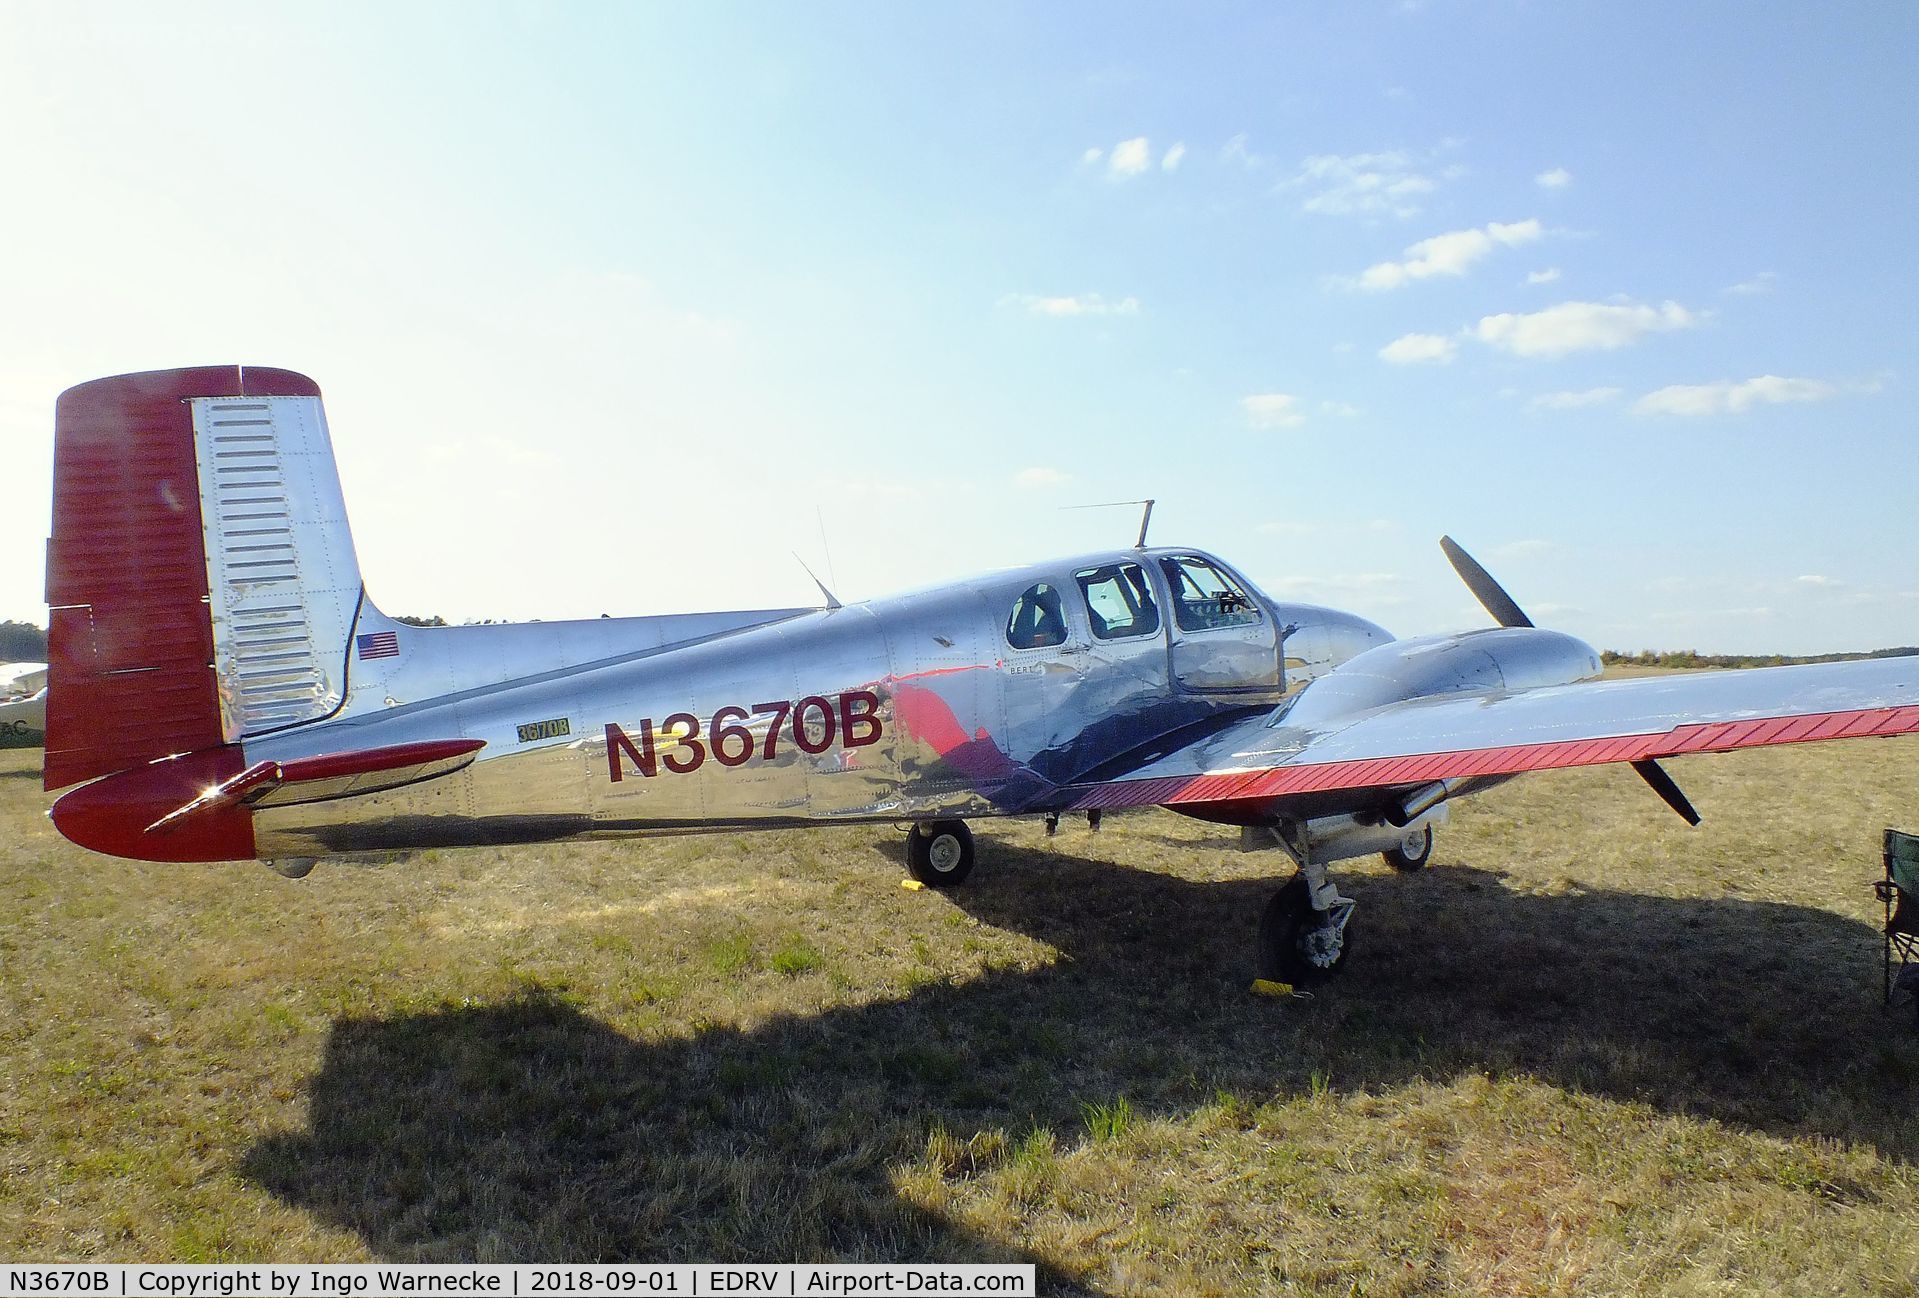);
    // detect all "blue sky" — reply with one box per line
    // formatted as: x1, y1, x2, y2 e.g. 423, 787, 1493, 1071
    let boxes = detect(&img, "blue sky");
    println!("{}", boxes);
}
1, 2, 1914, 653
